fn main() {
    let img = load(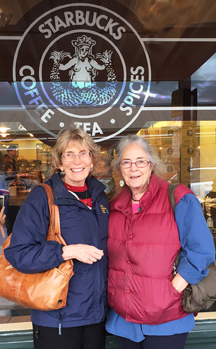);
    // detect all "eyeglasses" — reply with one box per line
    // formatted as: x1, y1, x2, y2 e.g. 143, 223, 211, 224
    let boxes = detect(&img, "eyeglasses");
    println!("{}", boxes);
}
62, 151, 92, 162
120, 159, 151, 169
